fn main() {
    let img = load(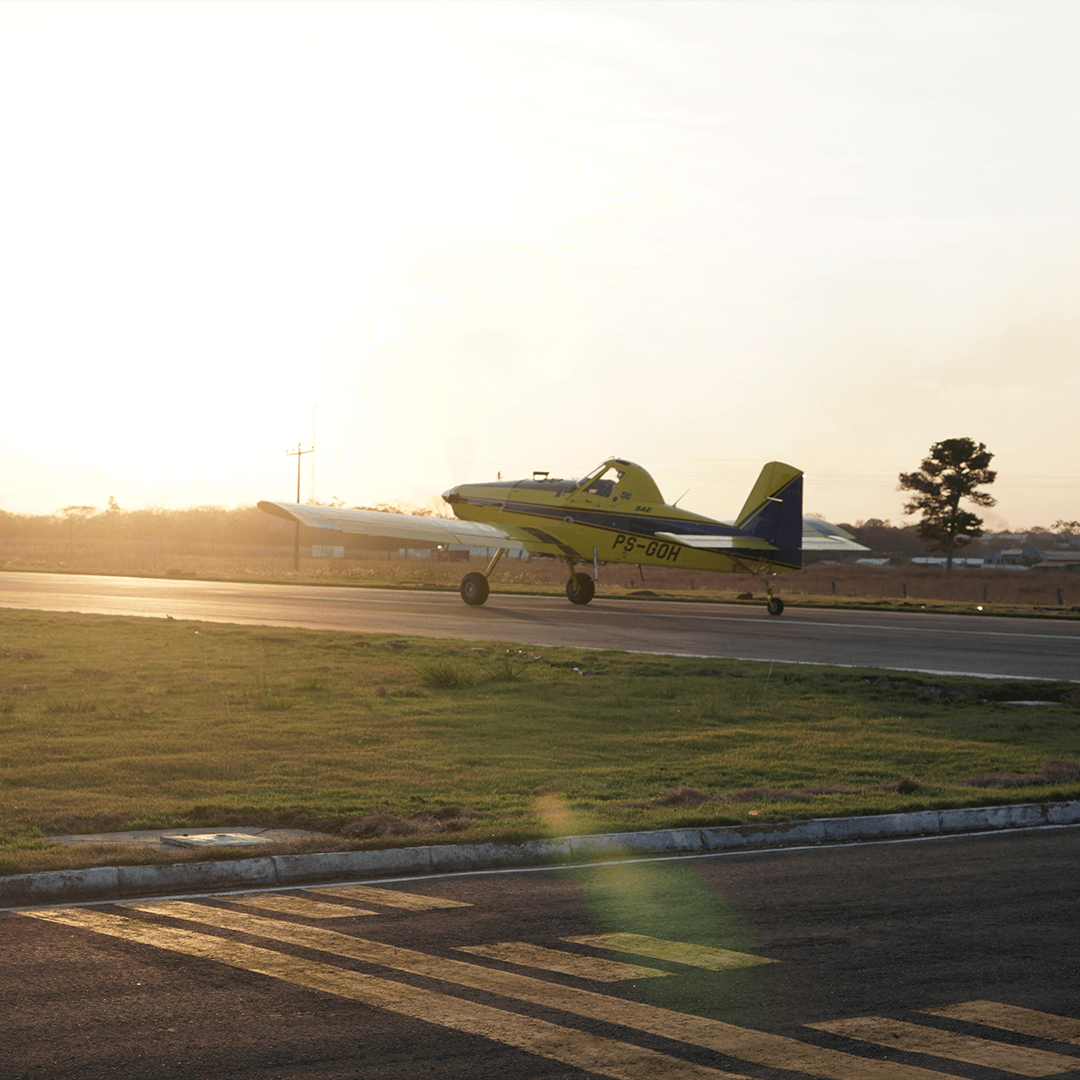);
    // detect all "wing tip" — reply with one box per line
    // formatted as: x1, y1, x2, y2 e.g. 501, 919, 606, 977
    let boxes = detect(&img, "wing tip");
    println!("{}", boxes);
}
257, 500, 299, 521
